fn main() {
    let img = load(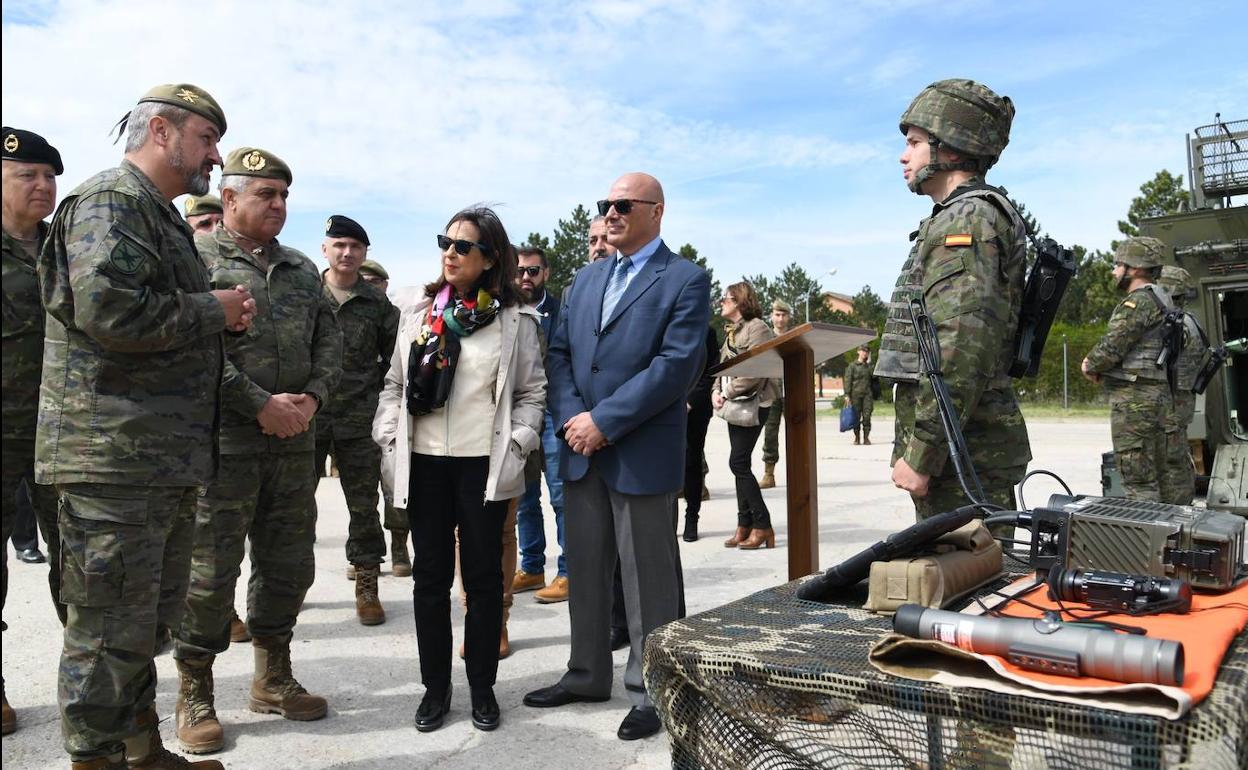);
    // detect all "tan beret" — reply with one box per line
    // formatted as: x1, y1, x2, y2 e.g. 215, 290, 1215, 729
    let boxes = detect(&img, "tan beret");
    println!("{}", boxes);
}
138, 83, 226, 135
222, 147, 292, 185
183, 195, 223, 217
